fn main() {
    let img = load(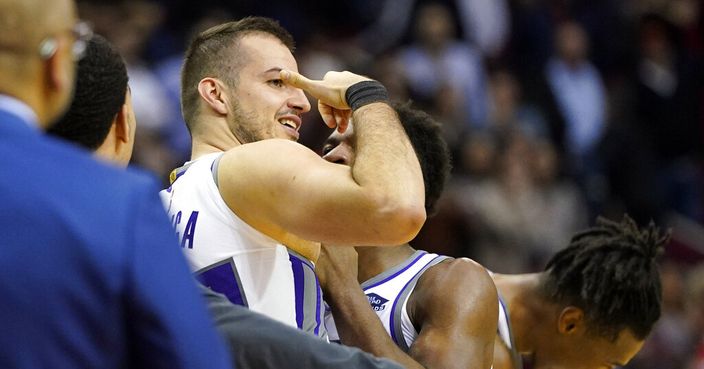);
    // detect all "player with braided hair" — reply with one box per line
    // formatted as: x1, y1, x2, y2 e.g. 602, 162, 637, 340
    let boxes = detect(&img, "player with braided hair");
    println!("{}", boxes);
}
492, 215, 669, 369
